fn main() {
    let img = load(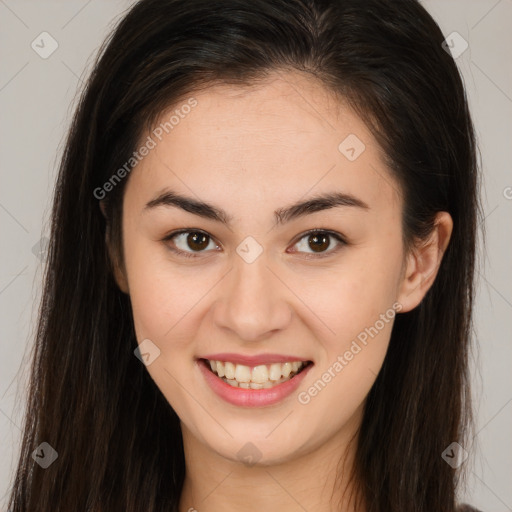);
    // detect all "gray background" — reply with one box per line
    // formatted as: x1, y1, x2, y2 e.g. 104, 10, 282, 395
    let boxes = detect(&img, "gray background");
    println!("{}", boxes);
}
0, 1, 511, 510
